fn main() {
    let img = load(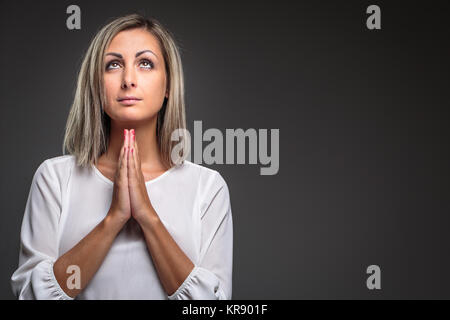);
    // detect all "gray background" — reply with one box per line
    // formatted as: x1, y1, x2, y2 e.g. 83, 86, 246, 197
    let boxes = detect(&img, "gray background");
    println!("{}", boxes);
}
1, 0, 449, 299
